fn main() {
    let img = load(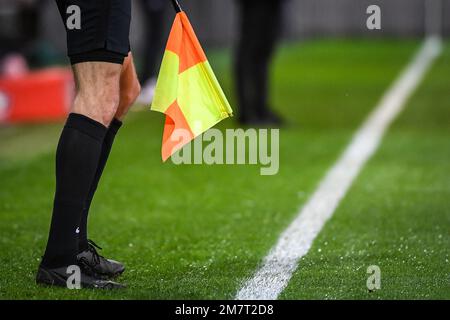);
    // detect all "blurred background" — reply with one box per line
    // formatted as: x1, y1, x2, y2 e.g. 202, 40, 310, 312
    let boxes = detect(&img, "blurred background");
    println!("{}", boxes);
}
3, 0, 450, 58
2, 0, 449, 65
0, 0, 450, 123
0, 0, 448, 124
